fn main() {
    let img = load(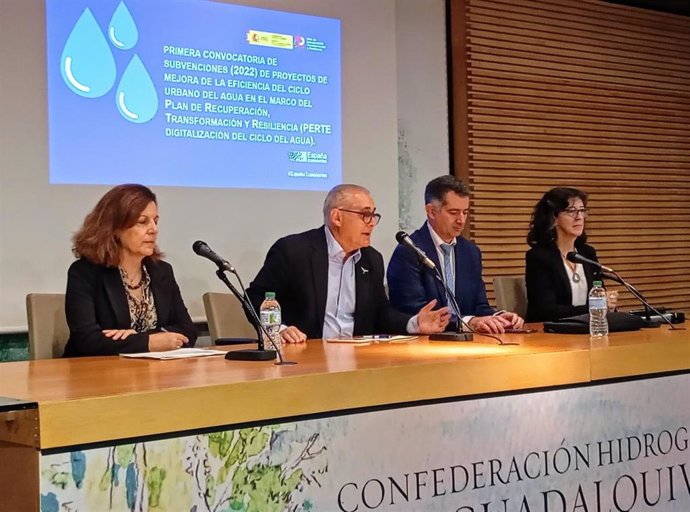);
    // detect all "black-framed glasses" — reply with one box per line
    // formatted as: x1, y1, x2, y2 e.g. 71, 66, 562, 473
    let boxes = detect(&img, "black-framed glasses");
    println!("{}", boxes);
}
562, 207, 589, 218
338, 208, 382, 225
